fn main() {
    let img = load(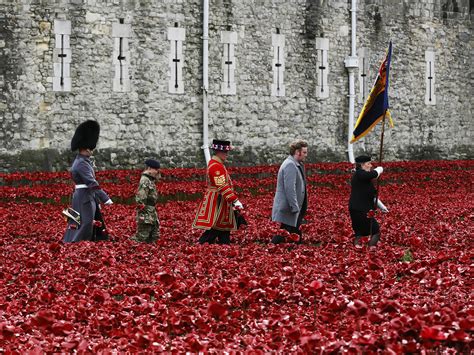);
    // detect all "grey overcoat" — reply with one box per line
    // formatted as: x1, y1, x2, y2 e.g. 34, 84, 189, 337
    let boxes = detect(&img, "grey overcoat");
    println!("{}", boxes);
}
63, 154, 110, 243
271, 156, 307, 227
